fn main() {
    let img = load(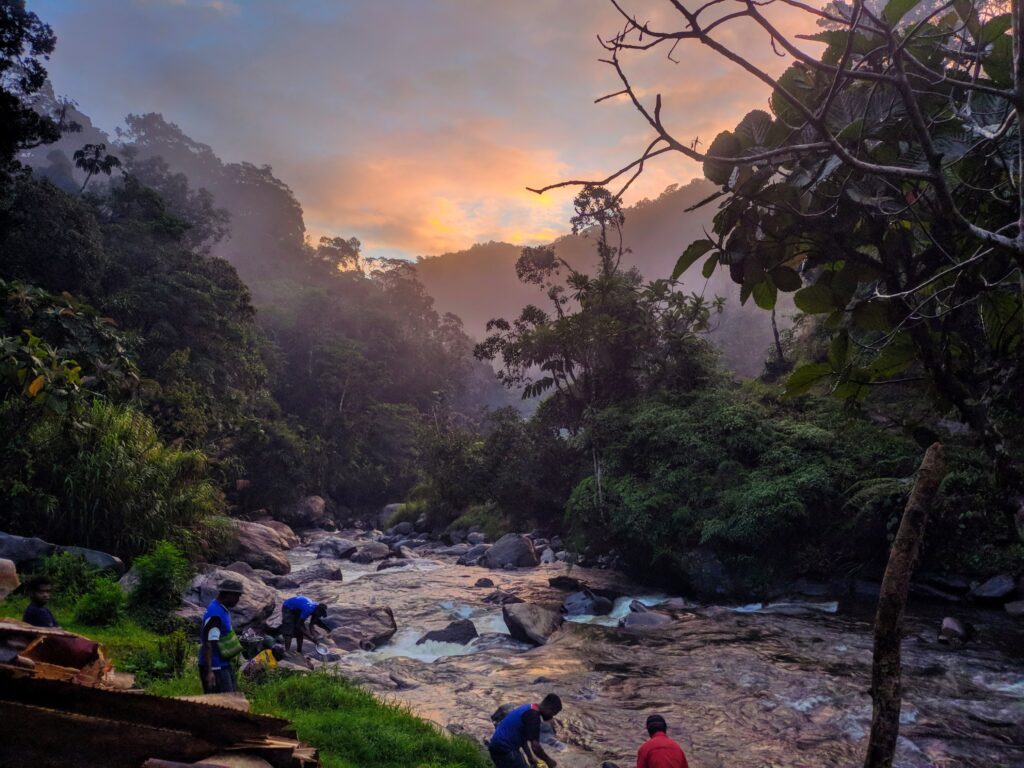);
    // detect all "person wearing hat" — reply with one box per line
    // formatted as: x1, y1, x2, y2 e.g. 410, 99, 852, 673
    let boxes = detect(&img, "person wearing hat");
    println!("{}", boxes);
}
198, 578, 244, 693
636, 714, 689, 768
280, 595, 330, 653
